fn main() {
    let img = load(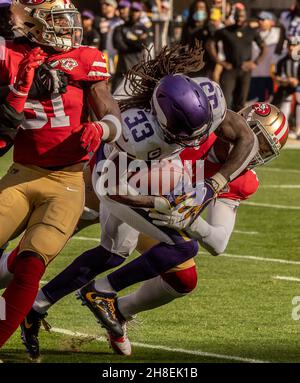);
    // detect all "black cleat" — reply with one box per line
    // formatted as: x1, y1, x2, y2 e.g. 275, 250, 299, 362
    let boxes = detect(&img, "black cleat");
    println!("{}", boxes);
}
20, 309, 50, 361
77, 281, 123, 338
